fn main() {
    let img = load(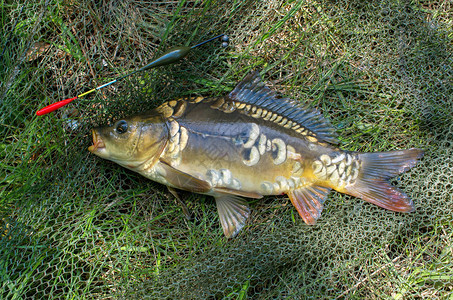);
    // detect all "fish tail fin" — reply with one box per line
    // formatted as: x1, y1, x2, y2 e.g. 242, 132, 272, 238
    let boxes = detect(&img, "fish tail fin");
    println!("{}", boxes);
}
343, 148, 424, 212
